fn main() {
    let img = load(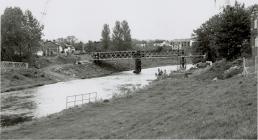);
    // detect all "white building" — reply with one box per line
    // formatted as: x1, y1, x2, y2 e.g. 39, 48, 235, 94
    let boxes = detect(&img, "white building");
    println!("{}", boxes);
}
170, 39, 193, 50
